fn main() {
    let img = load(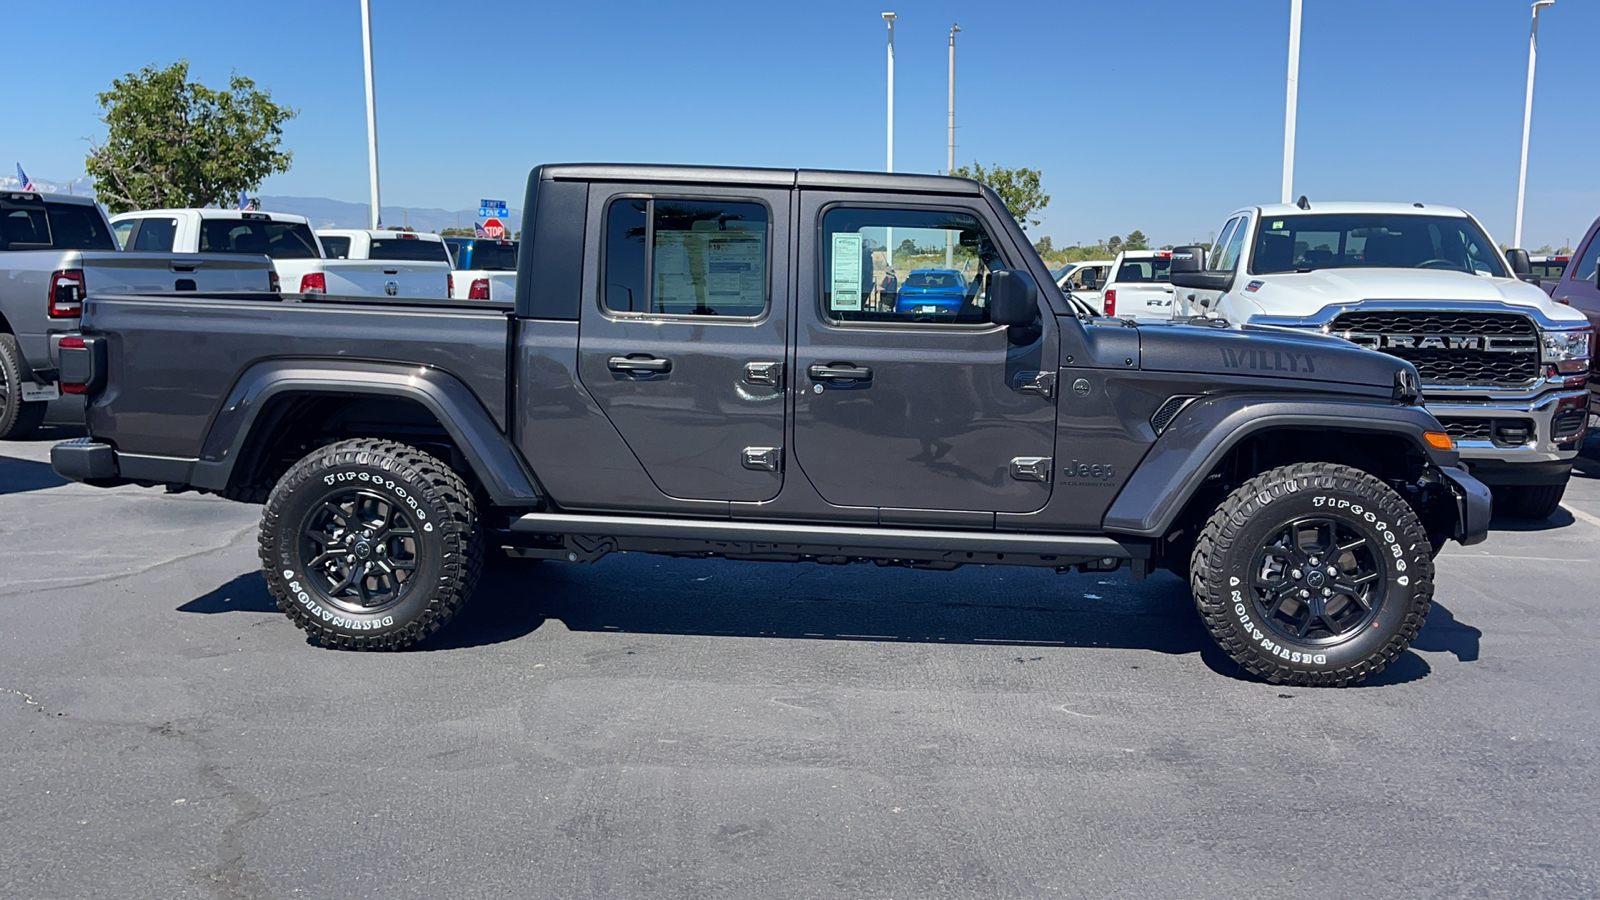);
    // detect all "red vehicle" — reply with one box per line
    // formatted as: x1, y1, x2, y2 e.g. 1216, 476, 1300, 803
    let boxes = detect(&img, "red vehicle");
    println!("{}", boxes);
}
1548, 219, 1600, 415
